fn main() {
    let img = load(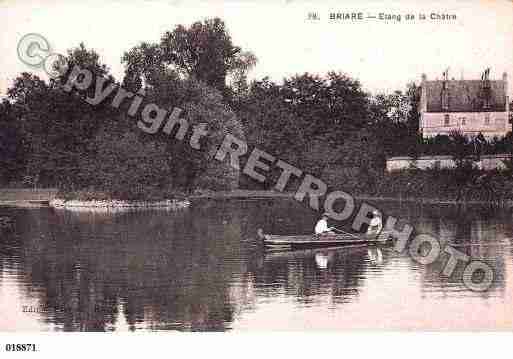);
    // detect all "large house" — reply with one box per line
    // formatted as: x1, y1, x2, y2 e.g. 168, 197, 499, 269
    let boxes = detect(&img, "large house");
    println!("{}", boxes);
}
418, 70, 511, 139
